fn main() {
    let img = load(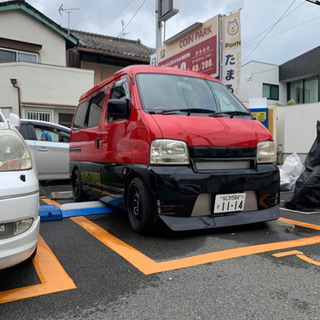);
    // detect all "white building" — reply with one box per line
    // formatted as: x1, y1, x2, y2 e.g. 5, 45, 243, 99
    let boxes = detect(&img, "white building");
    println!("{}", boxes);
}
238, 49, 320, 163
0, 0, 94, 126
238, 61, 286, 106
